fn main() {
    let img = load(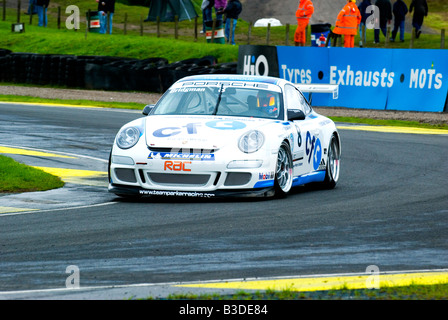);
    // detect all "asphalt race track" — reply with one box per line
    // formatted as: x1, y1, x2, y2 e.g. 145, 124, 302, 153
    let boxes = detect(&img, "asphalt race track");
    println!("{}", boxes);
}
0, 102, 447, 299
